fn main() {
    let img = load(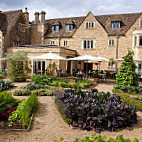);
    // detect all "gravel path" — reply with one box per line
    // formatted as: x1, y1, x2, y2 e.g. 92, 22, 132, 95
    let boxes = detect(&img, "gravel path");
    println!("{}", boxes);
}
0, 83, 142, 142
